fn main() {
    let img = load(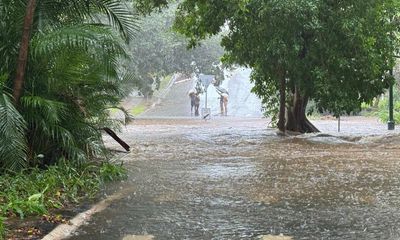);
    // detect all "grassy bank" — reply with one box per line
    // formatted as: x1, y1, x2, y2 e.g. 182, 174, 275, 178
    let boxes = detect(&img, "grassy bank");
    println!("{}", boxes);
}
0, 161, 126, 239
131, 104, 147, 116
